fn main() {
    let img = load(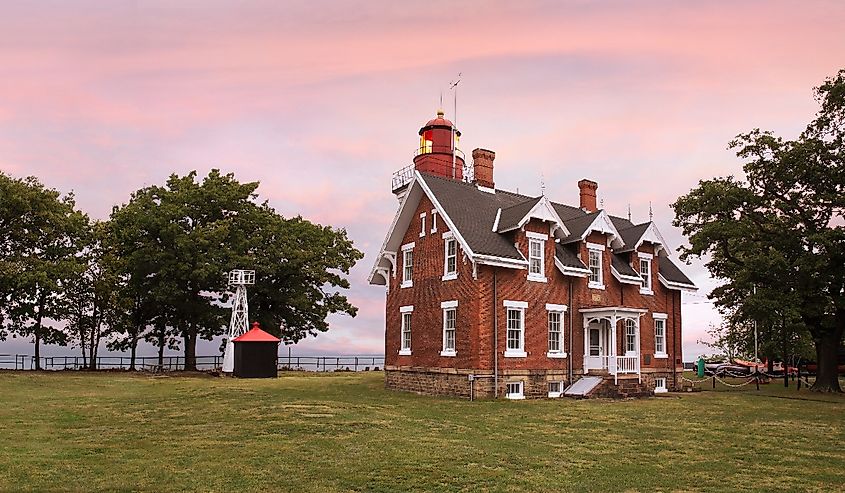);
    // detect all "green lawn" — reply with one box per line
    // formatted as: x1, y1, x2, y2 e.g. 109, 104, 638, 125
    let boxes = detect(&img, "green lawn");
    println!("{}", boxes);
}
0, 371, 843, 493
